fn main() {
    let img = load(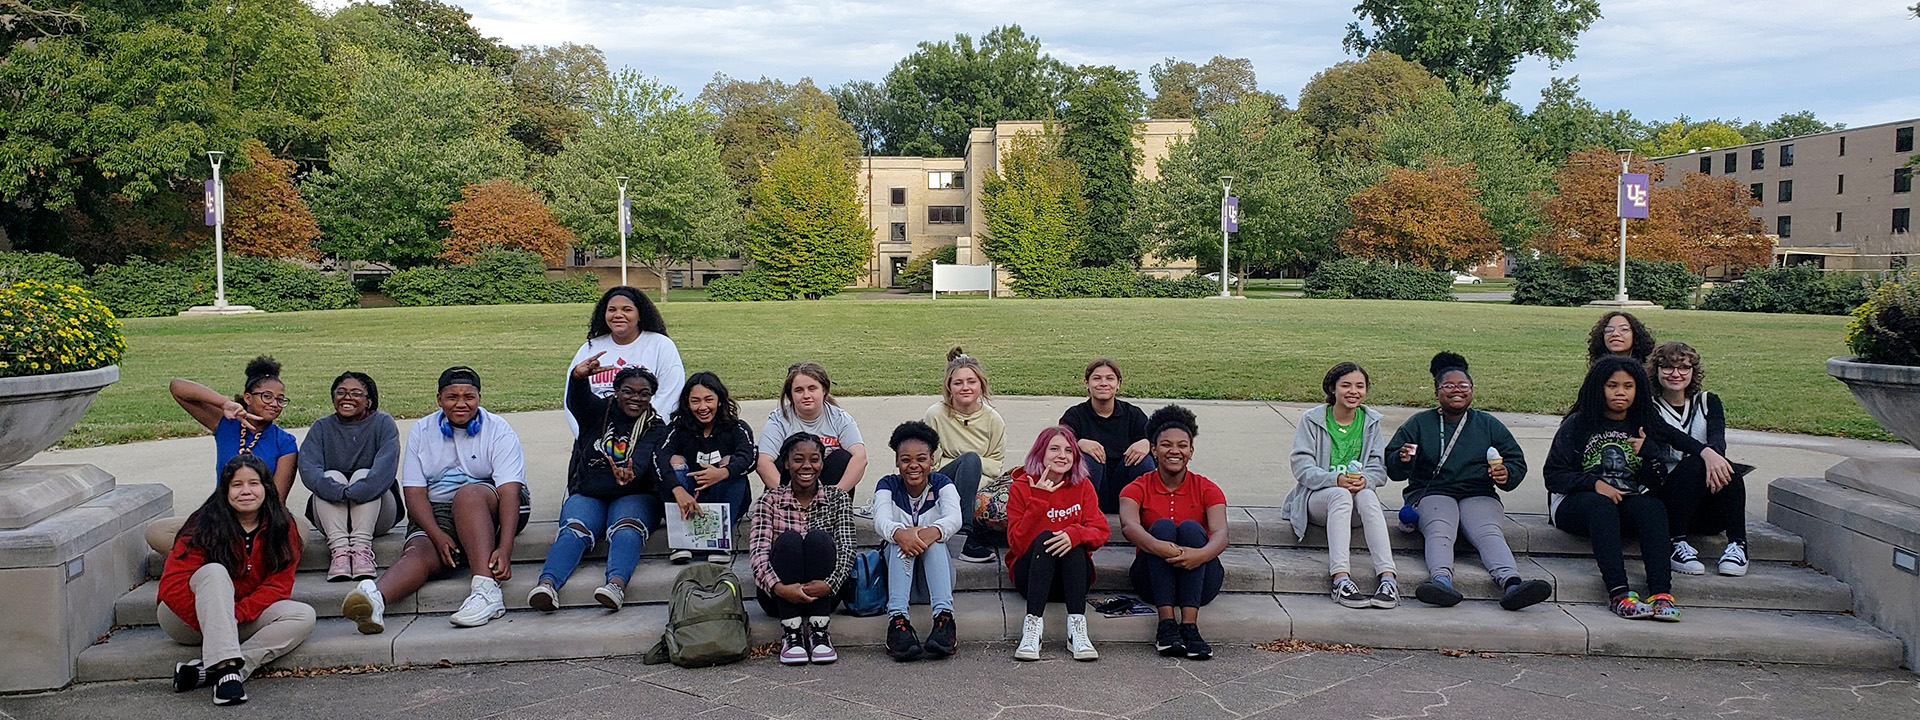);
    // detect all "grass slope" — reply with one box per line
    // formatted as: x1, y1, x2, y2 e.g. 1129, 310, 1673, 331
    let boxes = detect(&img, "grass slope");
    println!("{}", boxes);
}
70, 298, 1873, 447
